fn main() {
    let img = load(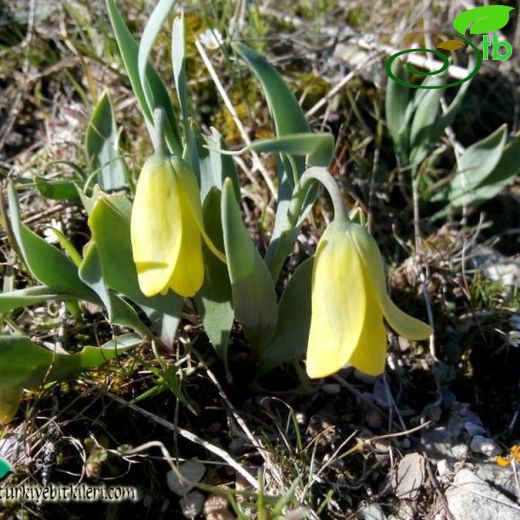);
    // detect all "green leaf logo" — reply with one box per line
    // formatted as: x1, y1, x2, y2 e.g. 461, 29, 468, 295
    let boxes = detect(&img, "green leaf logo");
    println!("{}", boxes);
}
453, 5, 515, 35
0, 459, 13, 482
